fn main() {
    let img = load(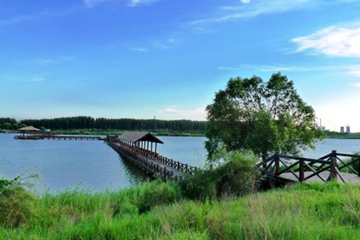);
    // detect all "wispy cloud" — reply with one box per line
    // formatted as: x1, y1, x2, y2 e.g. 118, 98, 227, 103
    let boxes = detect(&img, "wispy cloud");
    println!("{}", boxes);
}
37, 59, 55, 65
28, 77, 44, 82
219, 64, 360, 80
354, 82, 360, 88
0, 15, 35, 27
189, 0, 315, 26
153, 38, 177, 49
293, 22, 360, 58
218, 64, 336, 72
130, 47, 149, 52
0, 8, 80, 28
128, 0, 161, 7
158, 107, 206, 120
188, 0, 360, 26
83, 0, 108, 8
347, 65, 360, 77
